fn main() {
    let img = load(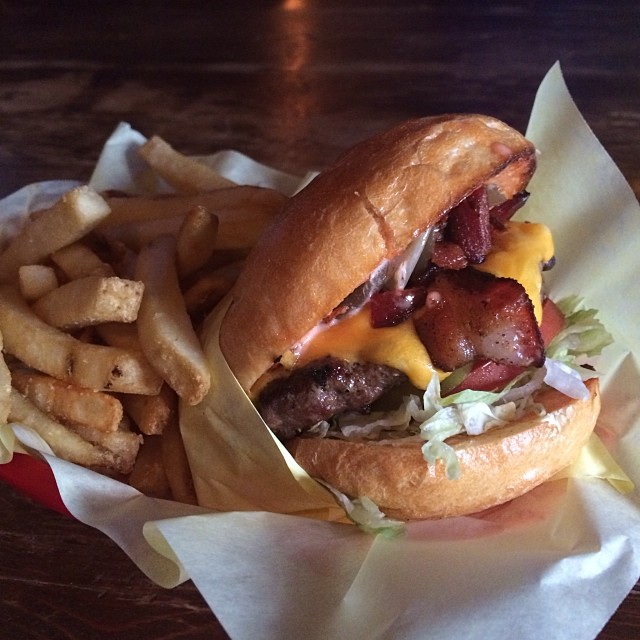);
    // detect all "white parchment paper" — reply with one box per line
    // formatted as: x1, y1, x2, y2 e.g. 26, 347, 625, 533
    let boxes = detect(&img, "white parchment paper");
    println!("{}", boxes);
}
1, 63, 639, 640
